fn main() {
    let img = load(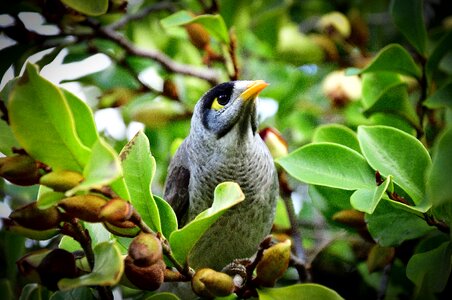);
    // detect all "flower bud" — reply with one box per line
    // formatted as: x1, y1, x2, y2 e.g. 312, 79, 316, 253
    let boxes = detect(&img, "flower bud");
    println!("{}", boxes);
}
185, 23, 210, 50
317, 11, 351, 39
58, 194, 107, 222
332, 209, 366, 228
367, 245, 395, 273
259, 127, 288, 159
103, 221, 140, 237
322, 70, 362, 107
17, 248, 78, 290
0, 154, 41, 186
36, 249, 78, 290
4, 218, 60, 240
17, 249, 52, 282
99, 198, 133, 223
124, 256, 165, 291
9, 201, 60, 230
128, 232, 163, 267
40, 170, 83, 192
255, 239, 291, 287
192, 268, 235, 298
